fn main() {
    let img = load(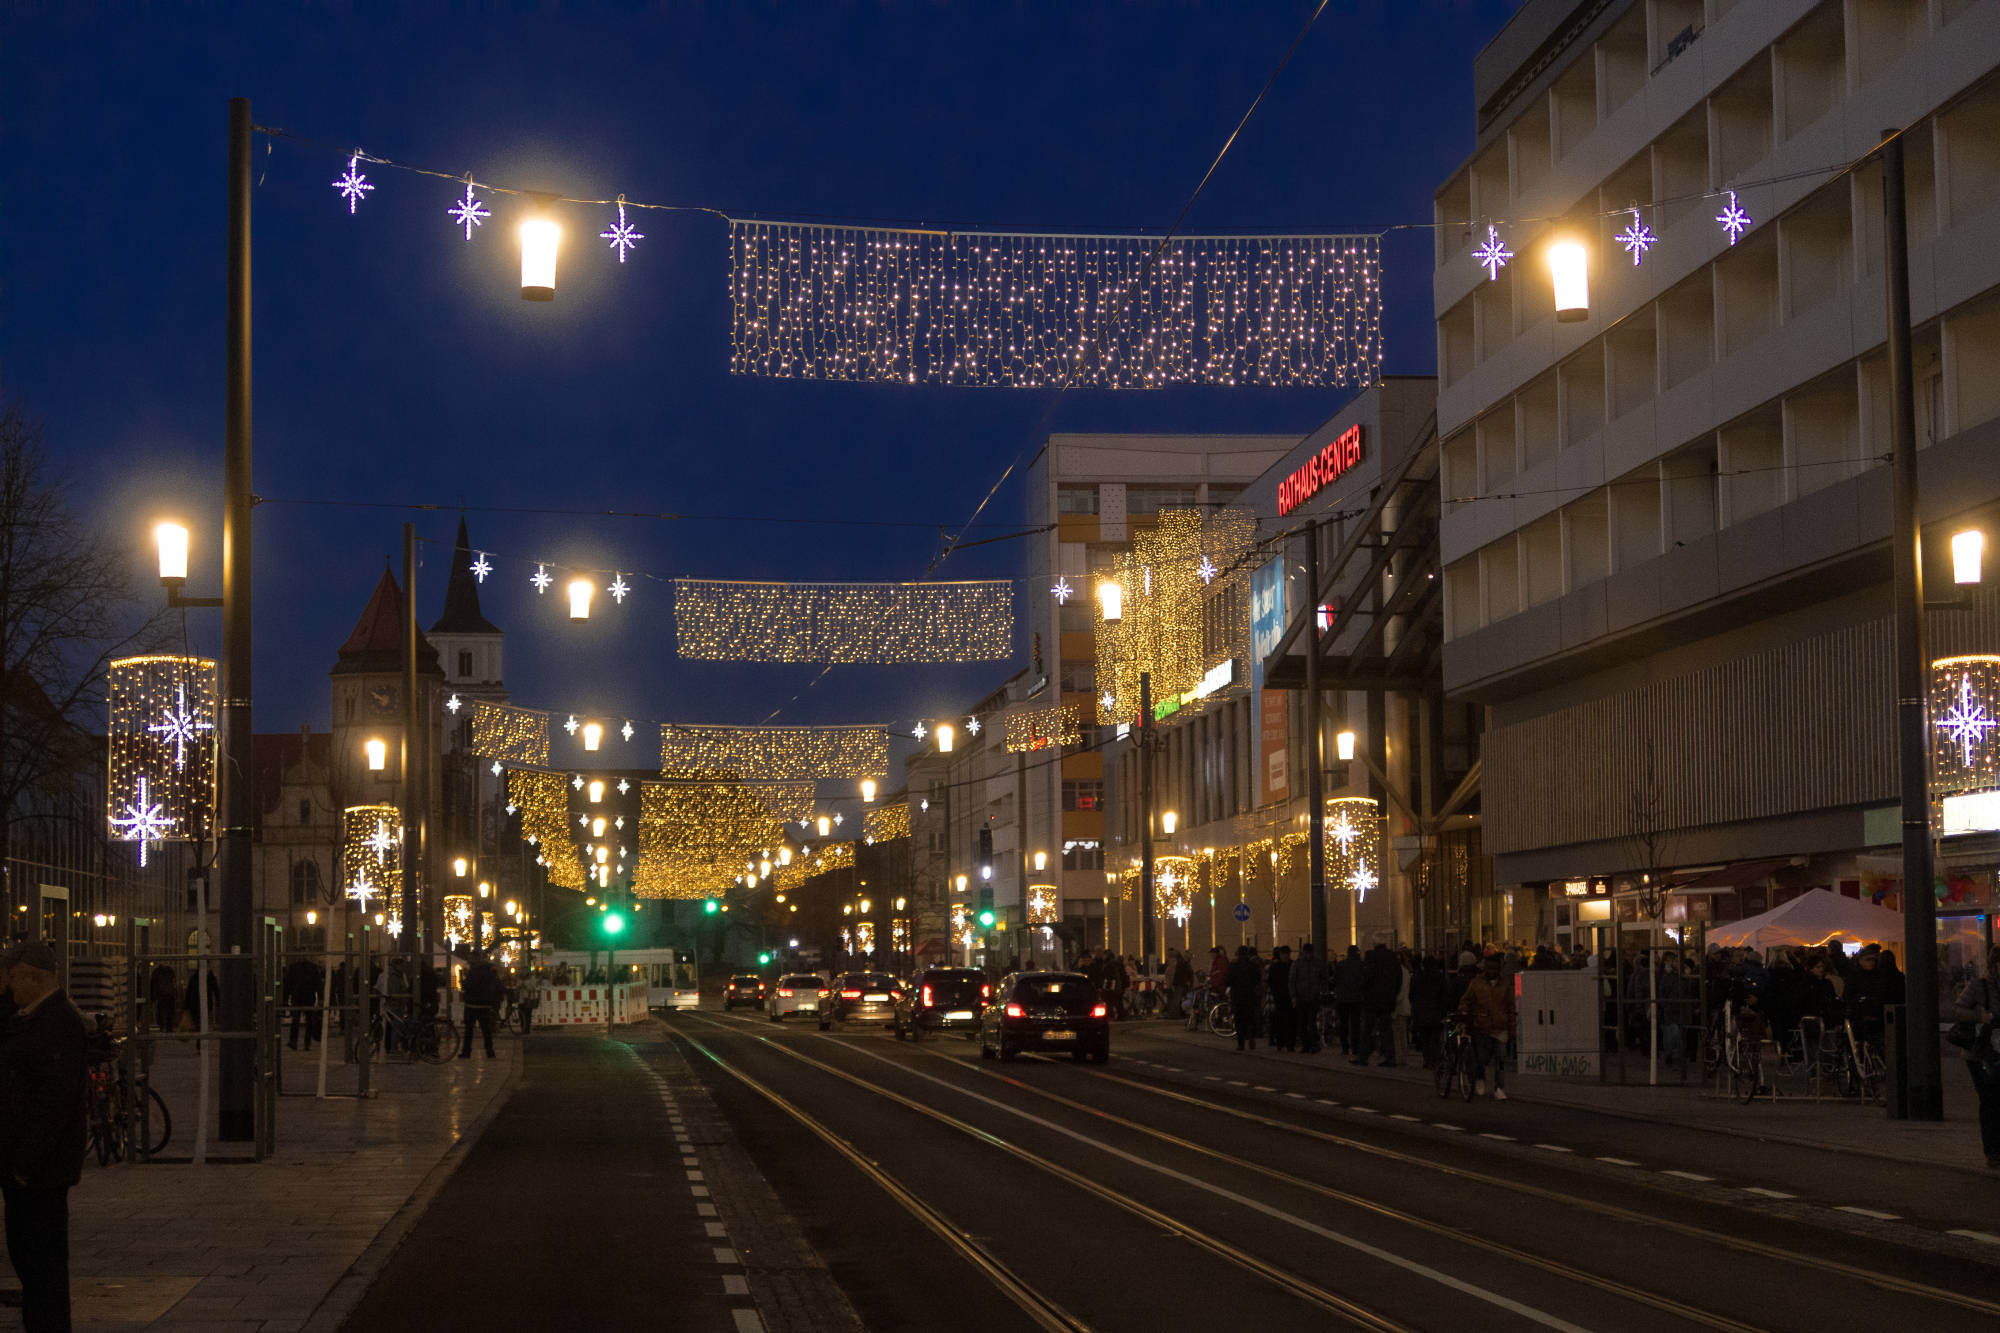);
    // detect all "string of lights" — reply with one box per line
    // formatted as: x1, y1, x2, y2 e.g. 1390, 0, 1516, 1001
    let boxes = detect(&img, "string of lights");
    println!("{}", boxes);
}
775, 840, 854, 893
468, 701, 551, 766
508, 769, 585, 890
1095, 508, 1257, 725
658, 724, 889, 781
1003, 704, 1082, 753
340, 804, 403, 910
639, 779, 816, 854
1931, 656, 2000, 796
863, 802, 910, 844
106, 655, 217, 865
672, 579, 1012, 664
1324, 796, 1385, 906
